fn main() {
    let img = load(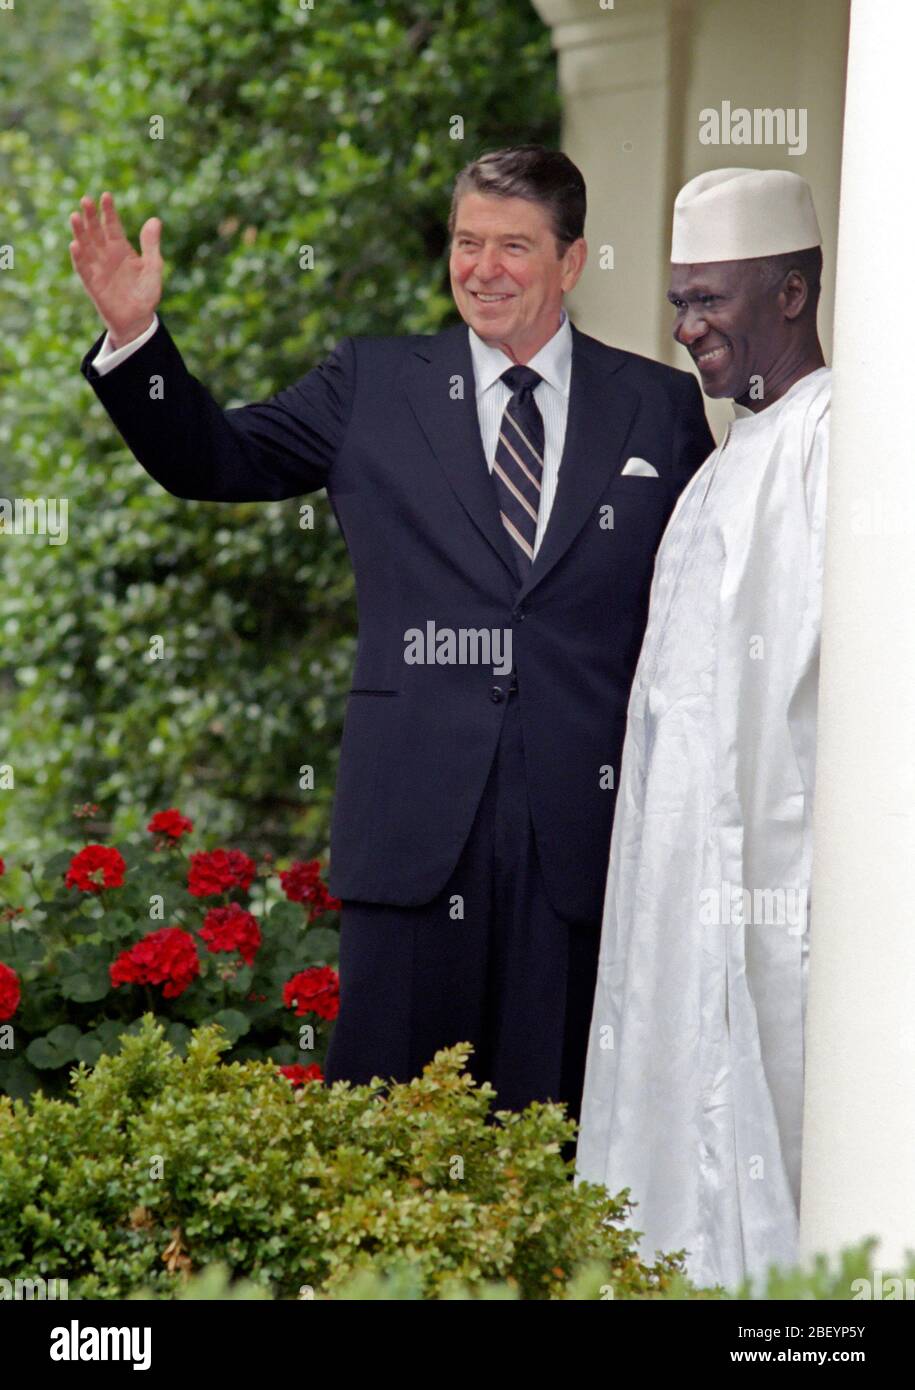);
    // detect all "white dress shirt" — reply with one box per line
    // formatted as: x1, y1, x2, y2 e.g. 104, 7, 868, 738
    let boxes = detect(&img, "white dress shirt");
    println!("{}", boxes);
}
93, 315, 160, 375
92, 308, 573, 557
